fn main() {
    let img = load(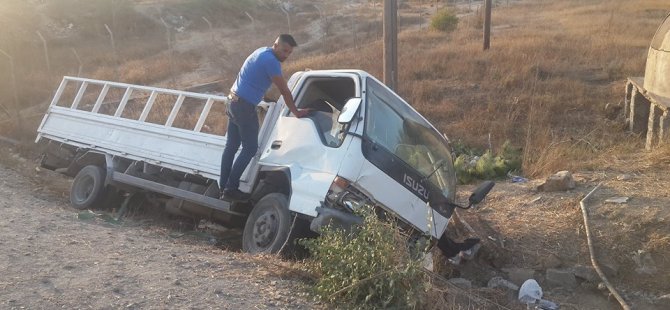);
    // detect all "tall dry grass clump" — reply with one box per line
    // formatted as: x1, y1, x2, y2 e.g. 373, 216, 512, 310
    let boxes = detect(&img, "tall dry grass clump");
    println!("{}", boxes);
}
287, 0, 667, 178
